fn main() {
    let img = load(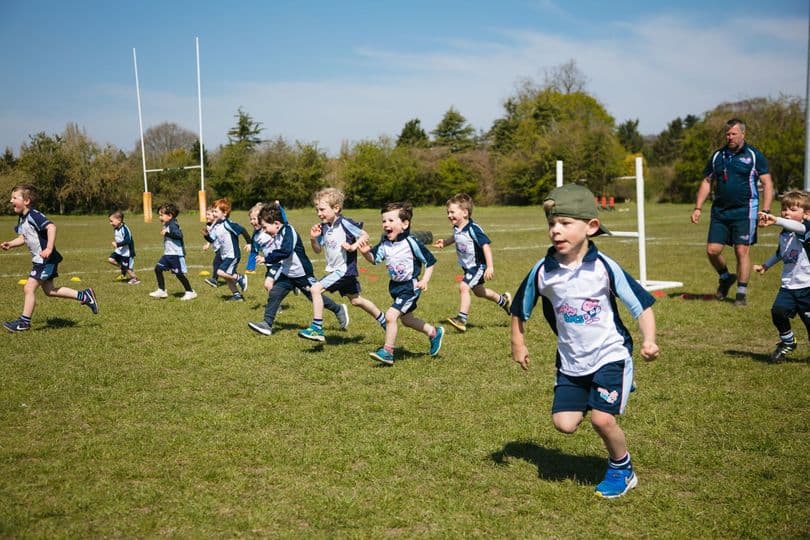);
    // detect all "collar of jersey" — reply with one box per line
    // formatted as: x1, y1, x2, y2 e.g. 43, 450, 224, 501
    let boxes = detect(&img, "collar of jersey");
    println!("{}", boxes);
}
544, 240, 598, 272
